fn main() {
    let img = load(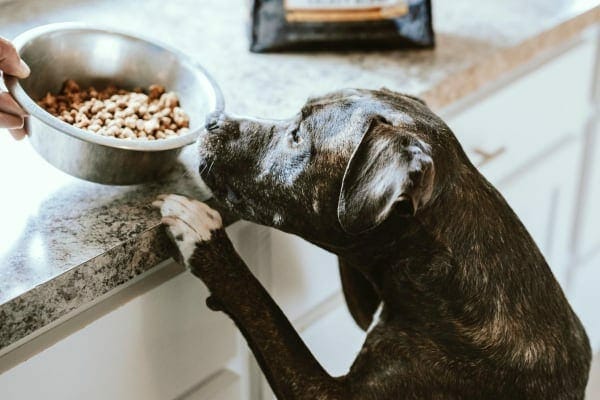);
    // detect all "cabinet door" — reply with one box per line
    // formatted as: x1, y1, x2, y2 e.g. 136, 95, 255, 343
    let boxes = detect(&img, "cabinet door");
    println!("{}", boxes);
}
0, 267, 238, 400
227, 223, 341, 323
270, 230, 341, 323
